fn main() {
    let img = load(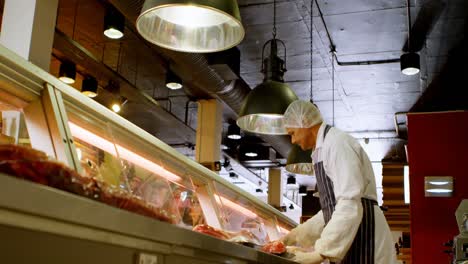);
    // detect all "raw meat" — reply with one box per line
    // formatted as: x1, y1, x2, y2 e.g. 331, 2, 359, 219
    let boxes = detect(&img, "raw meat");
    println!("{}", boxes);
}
193, 224, 231, 240
261, 240, 286, 255
0, 144, 48, 161
0, 145, 175, 224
